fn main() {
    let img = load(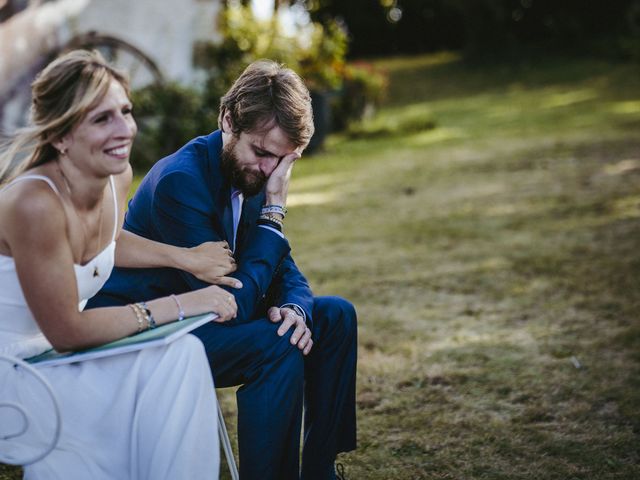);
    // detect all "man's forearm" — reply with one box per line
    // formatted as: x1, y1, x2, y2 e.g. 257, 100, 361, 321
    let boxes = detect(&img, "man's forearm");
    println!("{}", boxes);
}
226, 227, 292, 322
